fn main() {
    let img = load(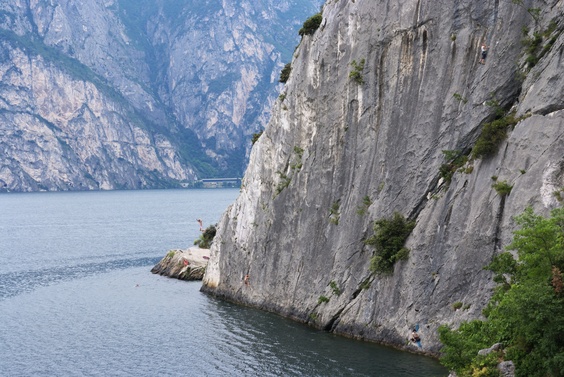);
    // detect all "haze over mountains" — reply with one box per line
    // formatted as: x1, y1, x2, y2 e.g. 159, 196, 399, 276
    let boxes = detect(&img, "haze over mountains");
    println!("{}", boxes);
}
0, 0, 321, 192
